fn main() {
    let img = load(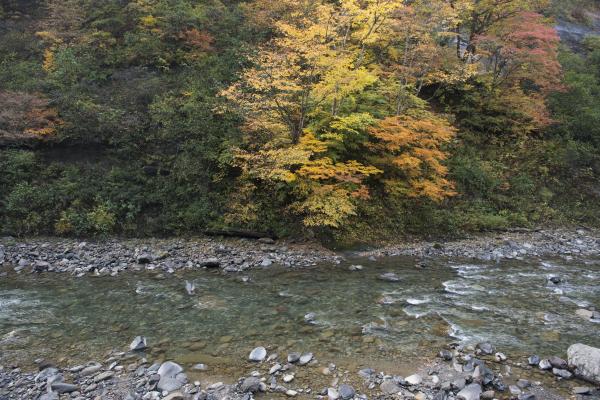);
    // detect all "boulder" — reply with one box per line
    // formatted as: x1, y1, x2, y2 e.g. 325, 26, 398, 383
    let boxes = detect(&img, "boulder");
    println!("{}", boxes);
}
568, 343, 600, 384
